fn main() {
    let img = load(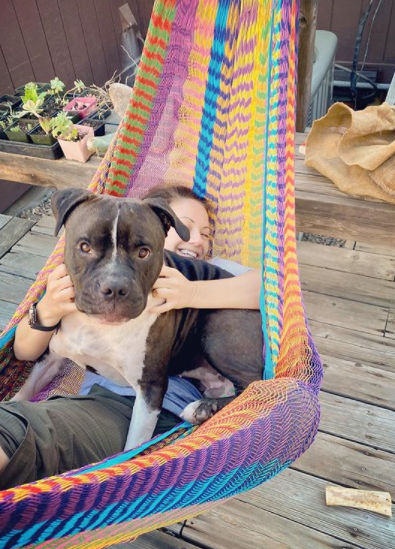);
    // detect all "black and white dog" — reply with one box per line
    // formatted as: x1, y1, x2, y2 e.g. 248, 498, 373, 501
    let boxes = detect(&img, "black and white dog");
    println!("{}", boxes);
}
16, 190, 263, 449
